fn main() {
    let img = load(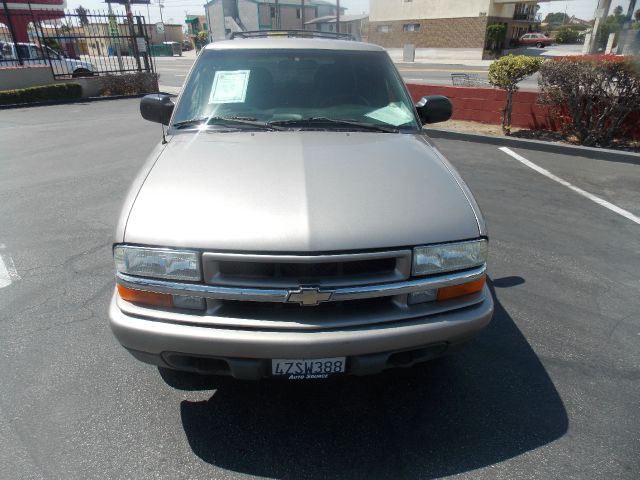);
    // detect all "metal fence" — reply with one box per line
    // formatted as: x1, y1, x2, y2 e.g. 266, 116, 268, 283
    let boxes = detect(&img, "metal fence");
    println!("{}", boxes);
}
0, 9, 153, 79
